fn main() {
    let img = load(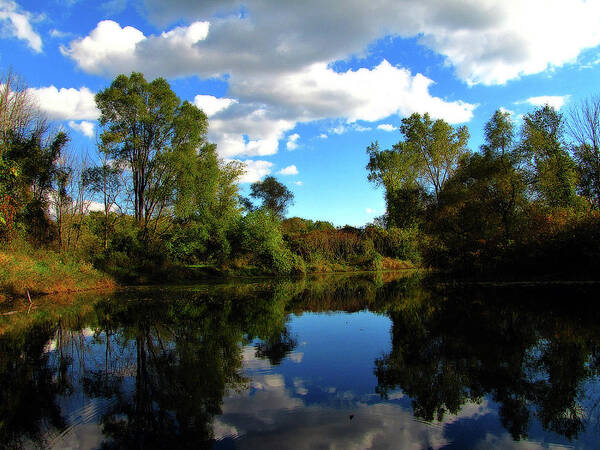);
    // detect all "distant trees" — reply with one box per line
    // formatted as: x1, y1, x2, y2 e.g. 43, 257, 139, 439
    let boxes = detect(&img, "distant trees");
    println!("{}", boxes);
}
367, 103, 600, 276
248, 175, 294, 219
